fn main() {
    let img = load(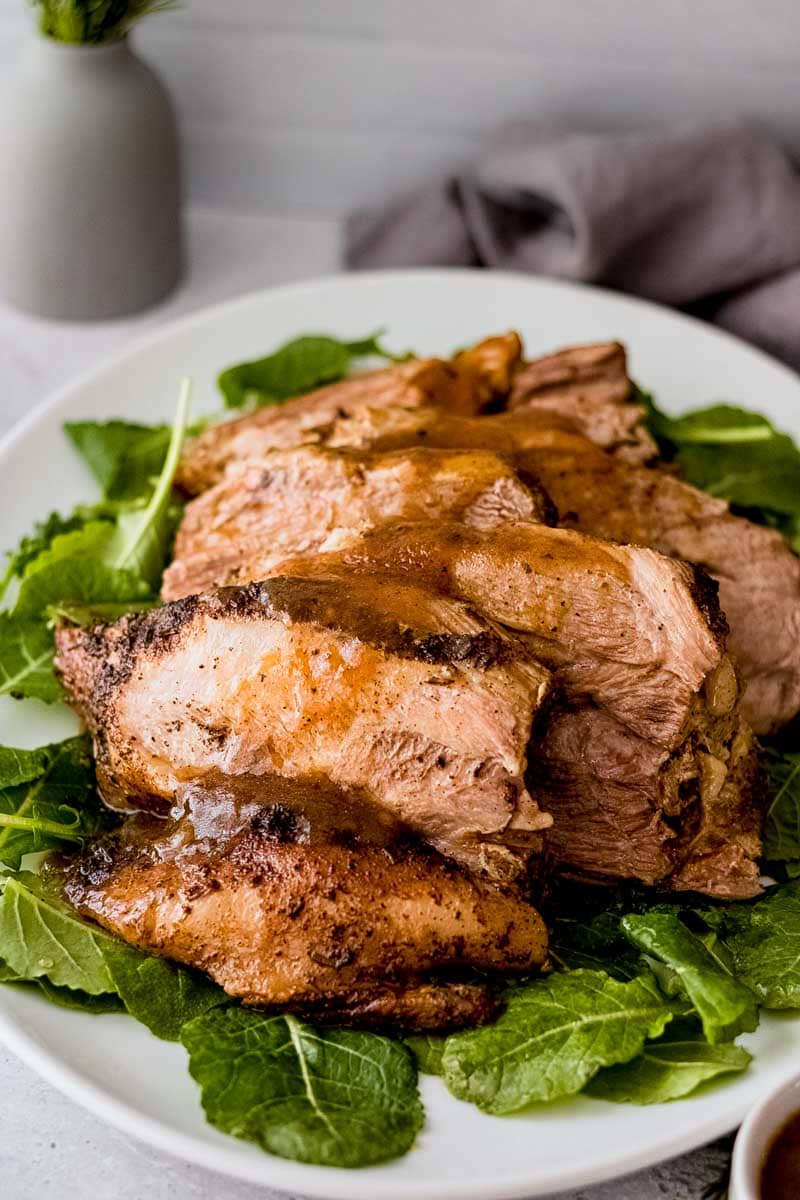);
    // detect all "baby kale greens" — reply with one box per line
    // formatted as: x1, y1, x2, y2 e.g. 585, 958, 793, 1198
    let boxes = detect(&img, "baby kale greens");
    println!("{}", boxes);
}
762, 746, 800, 875
0, 870, 424, 1166
64, 420, 172, 503
0, 872, 226, 1039
622, 912, 758, 1045
0, 737, 104, 869
0, 382, 189, 702
0, 509, 99, 603
440, 970, 672, 1114
182, 1008, 424, 1168
641, 391, 800, 549
709, 882, 800, 1009
0, 613, 63, 702
586, 1023, 752, 1105
218, 331, 403, 409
